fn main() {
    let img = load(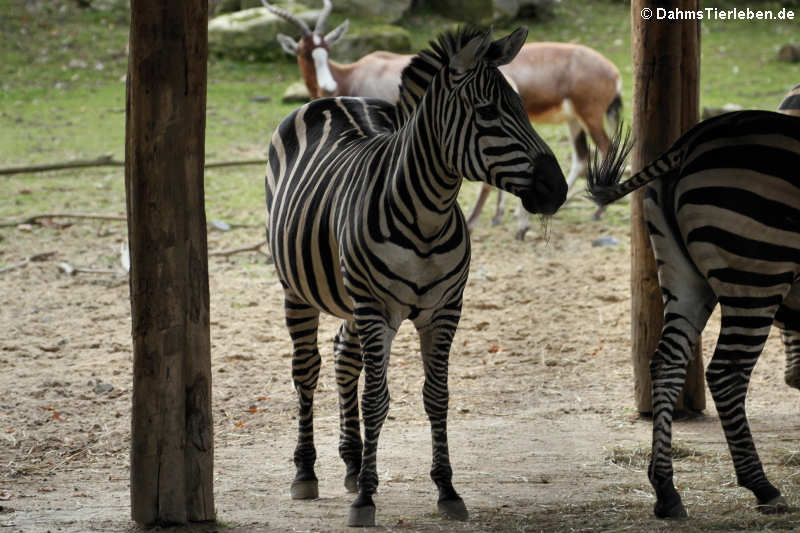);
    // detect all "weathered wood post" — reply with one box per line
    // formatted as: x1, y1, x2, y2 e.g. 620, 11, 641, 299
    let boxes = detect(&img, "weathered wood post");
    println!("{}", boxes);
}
125, 0, 214, 525
630, 0, 705, 414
